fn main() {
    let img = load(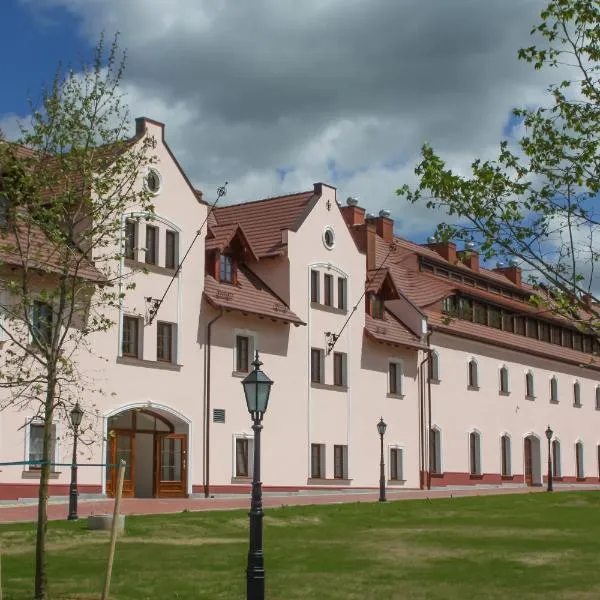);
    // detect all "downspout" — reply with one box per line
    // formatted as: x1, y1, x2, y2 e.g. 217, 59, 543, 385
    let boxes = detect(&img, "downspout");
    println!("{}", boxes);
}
203, 307, 223, 498
417, 330, 433, 490
426, 330, 433, 491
